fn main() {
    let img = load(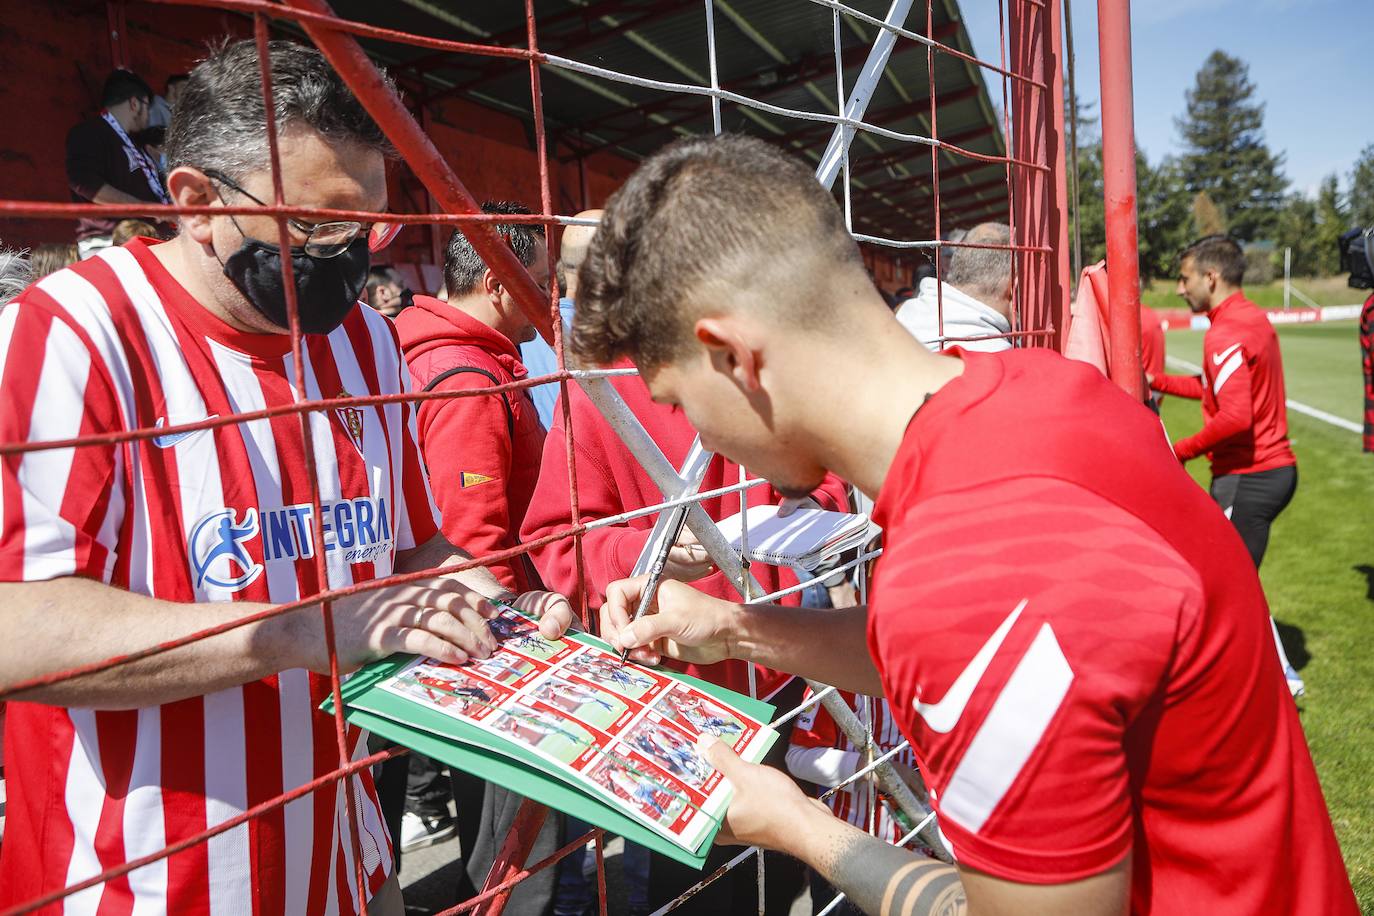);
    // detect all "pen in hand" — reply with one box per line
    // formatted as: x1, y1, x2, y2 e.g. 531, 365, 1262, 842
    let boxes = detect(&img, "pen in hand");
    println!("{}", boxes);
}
620, 504, 693, 666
